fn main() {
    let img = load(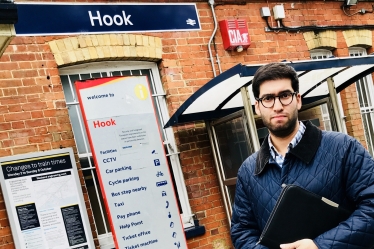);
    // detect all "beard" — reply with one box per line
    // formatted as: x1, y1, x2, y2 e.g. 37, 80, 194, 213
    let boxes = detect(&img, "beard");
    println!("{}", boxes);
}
262, 109, 299, 138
